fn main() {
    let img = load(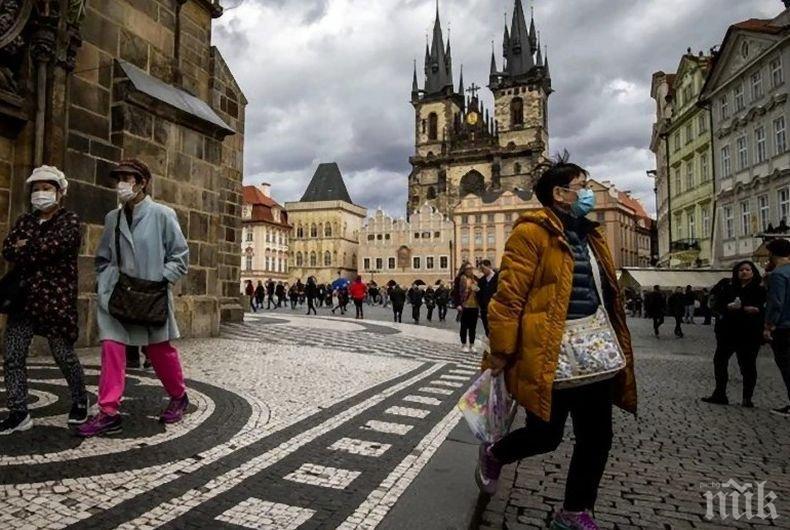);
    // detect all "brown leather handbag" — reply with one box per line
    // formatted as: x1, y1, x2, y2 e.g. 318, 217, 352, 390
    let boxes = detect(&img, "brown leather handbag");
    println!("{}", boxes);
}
108, 209, 169, 327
